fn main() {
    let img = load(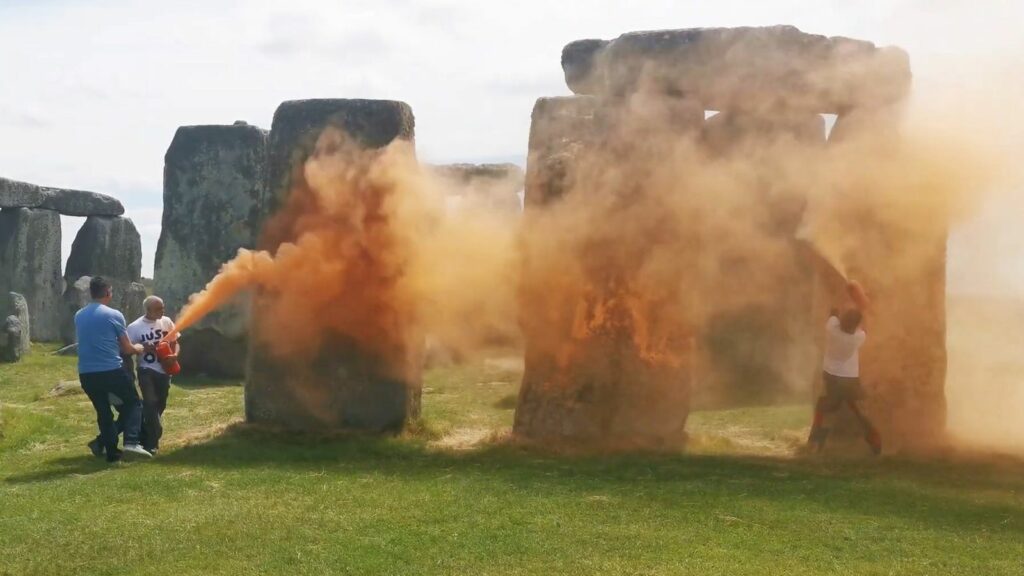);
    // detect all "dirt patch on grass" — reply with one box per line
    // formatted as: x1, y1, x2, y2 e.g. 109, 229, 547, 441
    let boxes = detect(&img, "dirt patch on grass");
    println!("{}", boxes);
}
430, 427, 510, 451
